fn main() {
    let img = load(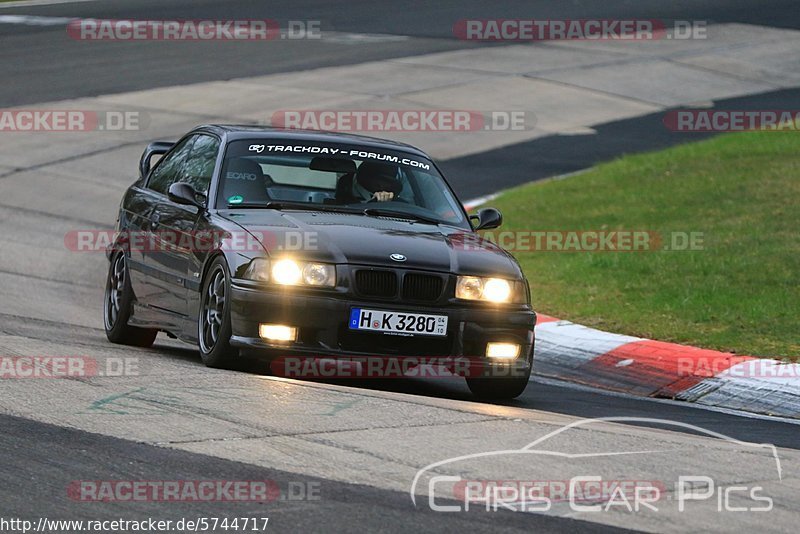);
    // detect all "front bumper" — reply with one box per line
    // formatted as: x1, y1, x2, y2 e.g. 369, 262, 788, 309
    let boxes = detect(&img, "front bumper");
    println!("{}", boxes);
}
229, 282, 535, 374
